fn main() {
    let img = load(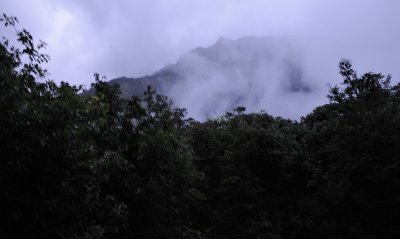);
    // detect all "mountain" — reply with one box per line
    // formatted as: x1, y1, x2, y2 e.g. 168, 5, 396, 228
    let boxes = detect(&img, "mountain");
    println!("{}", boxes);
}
86, 35, 316, 119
